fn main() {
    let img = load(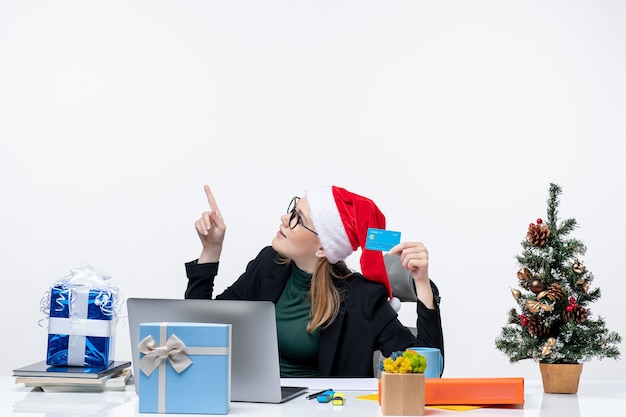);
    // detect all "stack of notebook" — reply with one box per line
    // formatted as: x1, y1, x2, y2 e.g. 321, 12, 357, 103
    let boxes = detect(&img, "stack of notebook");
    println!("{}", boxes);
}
13, 360, 132, 392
